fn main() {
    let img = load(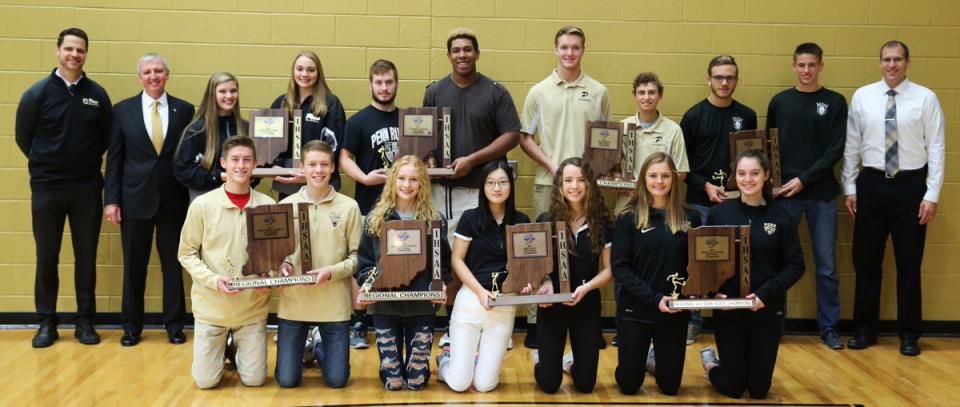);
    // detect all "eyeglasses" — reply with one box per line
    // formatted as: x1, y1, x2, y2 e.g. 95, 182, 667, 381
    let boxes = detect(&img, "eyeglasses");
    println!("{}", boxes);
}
484, 180, 510, 189
711, 75, 738, 83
